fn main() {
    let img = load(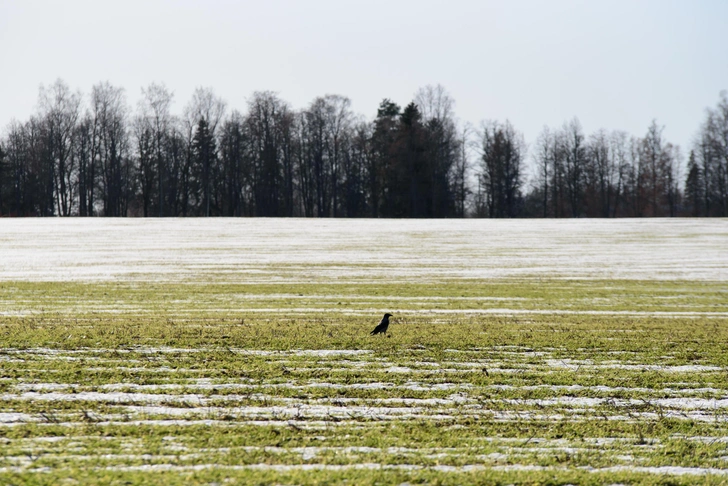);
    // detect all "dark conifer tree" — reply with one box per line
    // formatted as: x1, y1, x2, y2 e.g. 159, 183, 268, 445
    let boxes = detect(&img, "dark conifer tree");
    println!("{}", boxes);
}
395, 102, 429, 217
219, 113, 249, 216
192, 118, 216, 216
370, 99, 400, 217
685, 150, 702, 216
